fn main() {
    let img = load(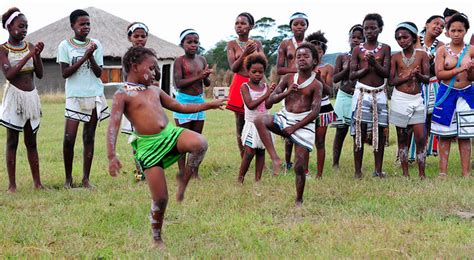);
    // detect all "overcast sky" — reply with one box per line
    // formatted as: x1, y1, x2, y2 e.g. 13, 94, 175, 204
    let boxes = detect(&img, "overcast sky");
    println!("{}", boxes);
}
1, 0, 472, 54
